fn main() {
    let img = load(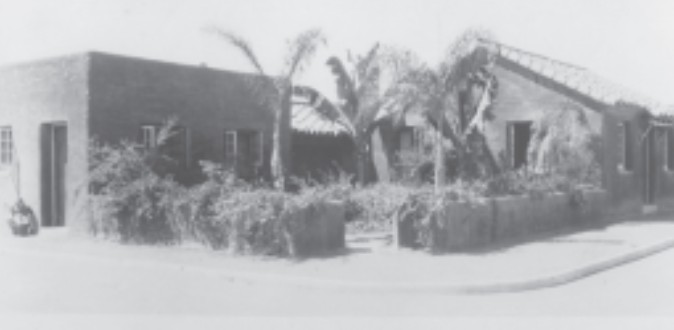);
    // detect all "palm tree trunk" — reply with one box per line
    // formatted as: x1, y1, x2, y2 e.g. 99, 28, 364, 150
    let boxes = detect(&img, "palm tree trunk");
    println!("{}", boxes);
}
434, 110, 446, 191
354, 133, 370, 185
271, 87, 292, 190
